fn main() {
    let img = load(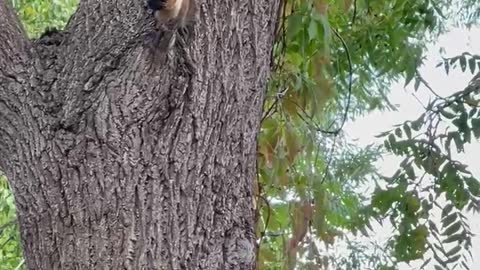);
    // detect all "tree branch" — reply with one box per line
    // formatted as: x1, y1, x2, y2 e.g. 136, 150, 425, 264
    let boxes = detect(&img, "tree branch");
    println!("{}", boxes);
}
0, 0, 36, 161
40, 0, 176, 129
0, 0, 30, 64
0, 0, 32, 92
